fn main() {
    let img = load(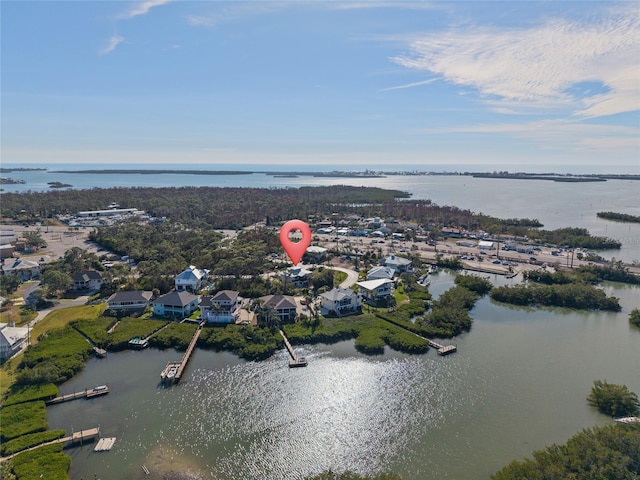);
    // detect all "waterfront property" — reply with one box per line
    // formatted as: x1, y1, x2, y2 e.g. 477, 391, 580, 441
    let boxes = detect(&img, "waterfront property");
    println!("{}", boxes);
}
356, 278, 395, 306
200, 290, 241, 323
0, 322, 29, 360
152, 291, 199, 319
175, 265, 208, 292
366, 265, 395, 281
382, 255, 412, 273
258, 294, 298, 322
106, 290, 153, 312
319, 288, 361, 316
